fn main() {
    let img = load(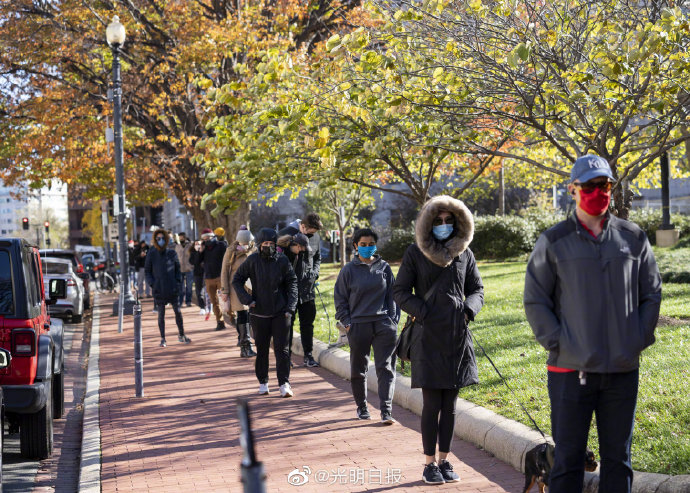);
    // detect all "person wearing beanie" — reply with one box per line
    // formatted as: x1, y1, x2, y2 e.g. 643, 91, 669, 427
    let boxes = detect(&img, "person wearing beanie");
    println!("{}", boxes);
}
189, 237, 207, 314
145, 229, 192, 347
199, 227, 228, 331
174, 232, 194, 307
393, 196, 484, 485
221, 225, 257, 357
214, 227, 227, 245
278, 212, 322, 367
233, 228, 298, 398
